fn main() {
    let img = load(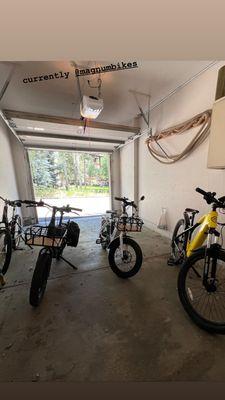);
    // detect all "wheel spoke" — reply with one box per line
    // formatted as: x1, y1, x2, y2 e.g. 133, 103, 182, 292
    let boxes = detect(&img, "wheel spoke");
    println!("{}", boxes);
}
184, 255, 225, 324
